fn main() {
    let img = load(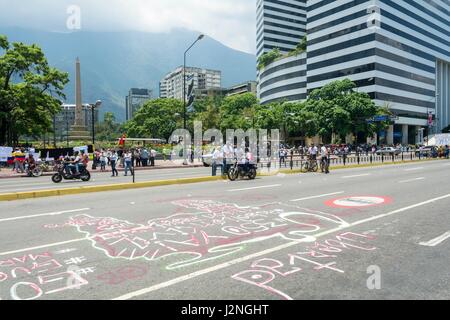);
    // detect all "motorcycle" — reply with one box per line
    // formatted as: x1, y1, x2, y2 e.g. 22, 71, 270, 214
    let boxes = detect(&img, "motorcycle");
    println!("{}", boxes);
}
227, 160, 257, 181
52, 162, 91, 183
25, 163, 43, 178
